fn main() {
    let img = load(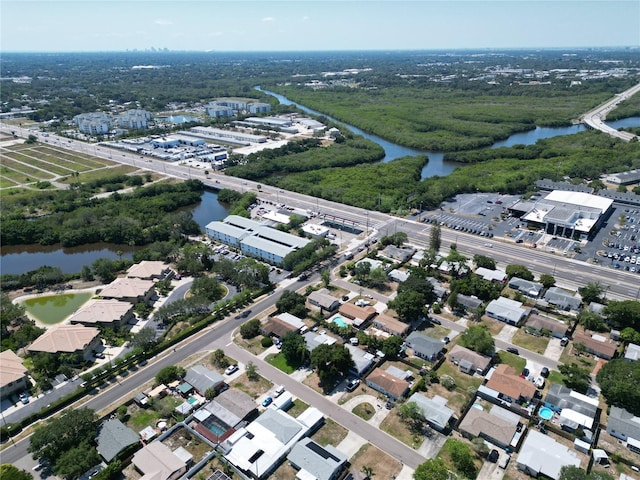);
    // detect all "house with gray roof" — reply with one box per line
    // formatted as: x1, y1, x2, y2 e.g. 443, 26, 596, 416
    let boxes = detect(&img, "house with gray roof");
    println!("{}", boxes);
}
517, 430, 580, 479
380, 245, 416, 263
307, 288, 341, 312
345, 344, 375, 377
405, 332, 445, 361
426, 277, 447, 301
508, 277, 544, 298
543, 287, 581, 311
205, 388, 257, 427
459, 403, 521, 449
607, 406, 640, 454
525, 314, 569, 338
287, 437, 348, 480
485, 297, 528, 326
475, 267, 507, 283
407, 393, 454, 432
624, 343, 640, 361
303, 331, 336, 352
543, 383, 600, 431
96, 419, 139, 462
184, 365, 225, 395
448, 345, 492, 375
455, 294, 483, 312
